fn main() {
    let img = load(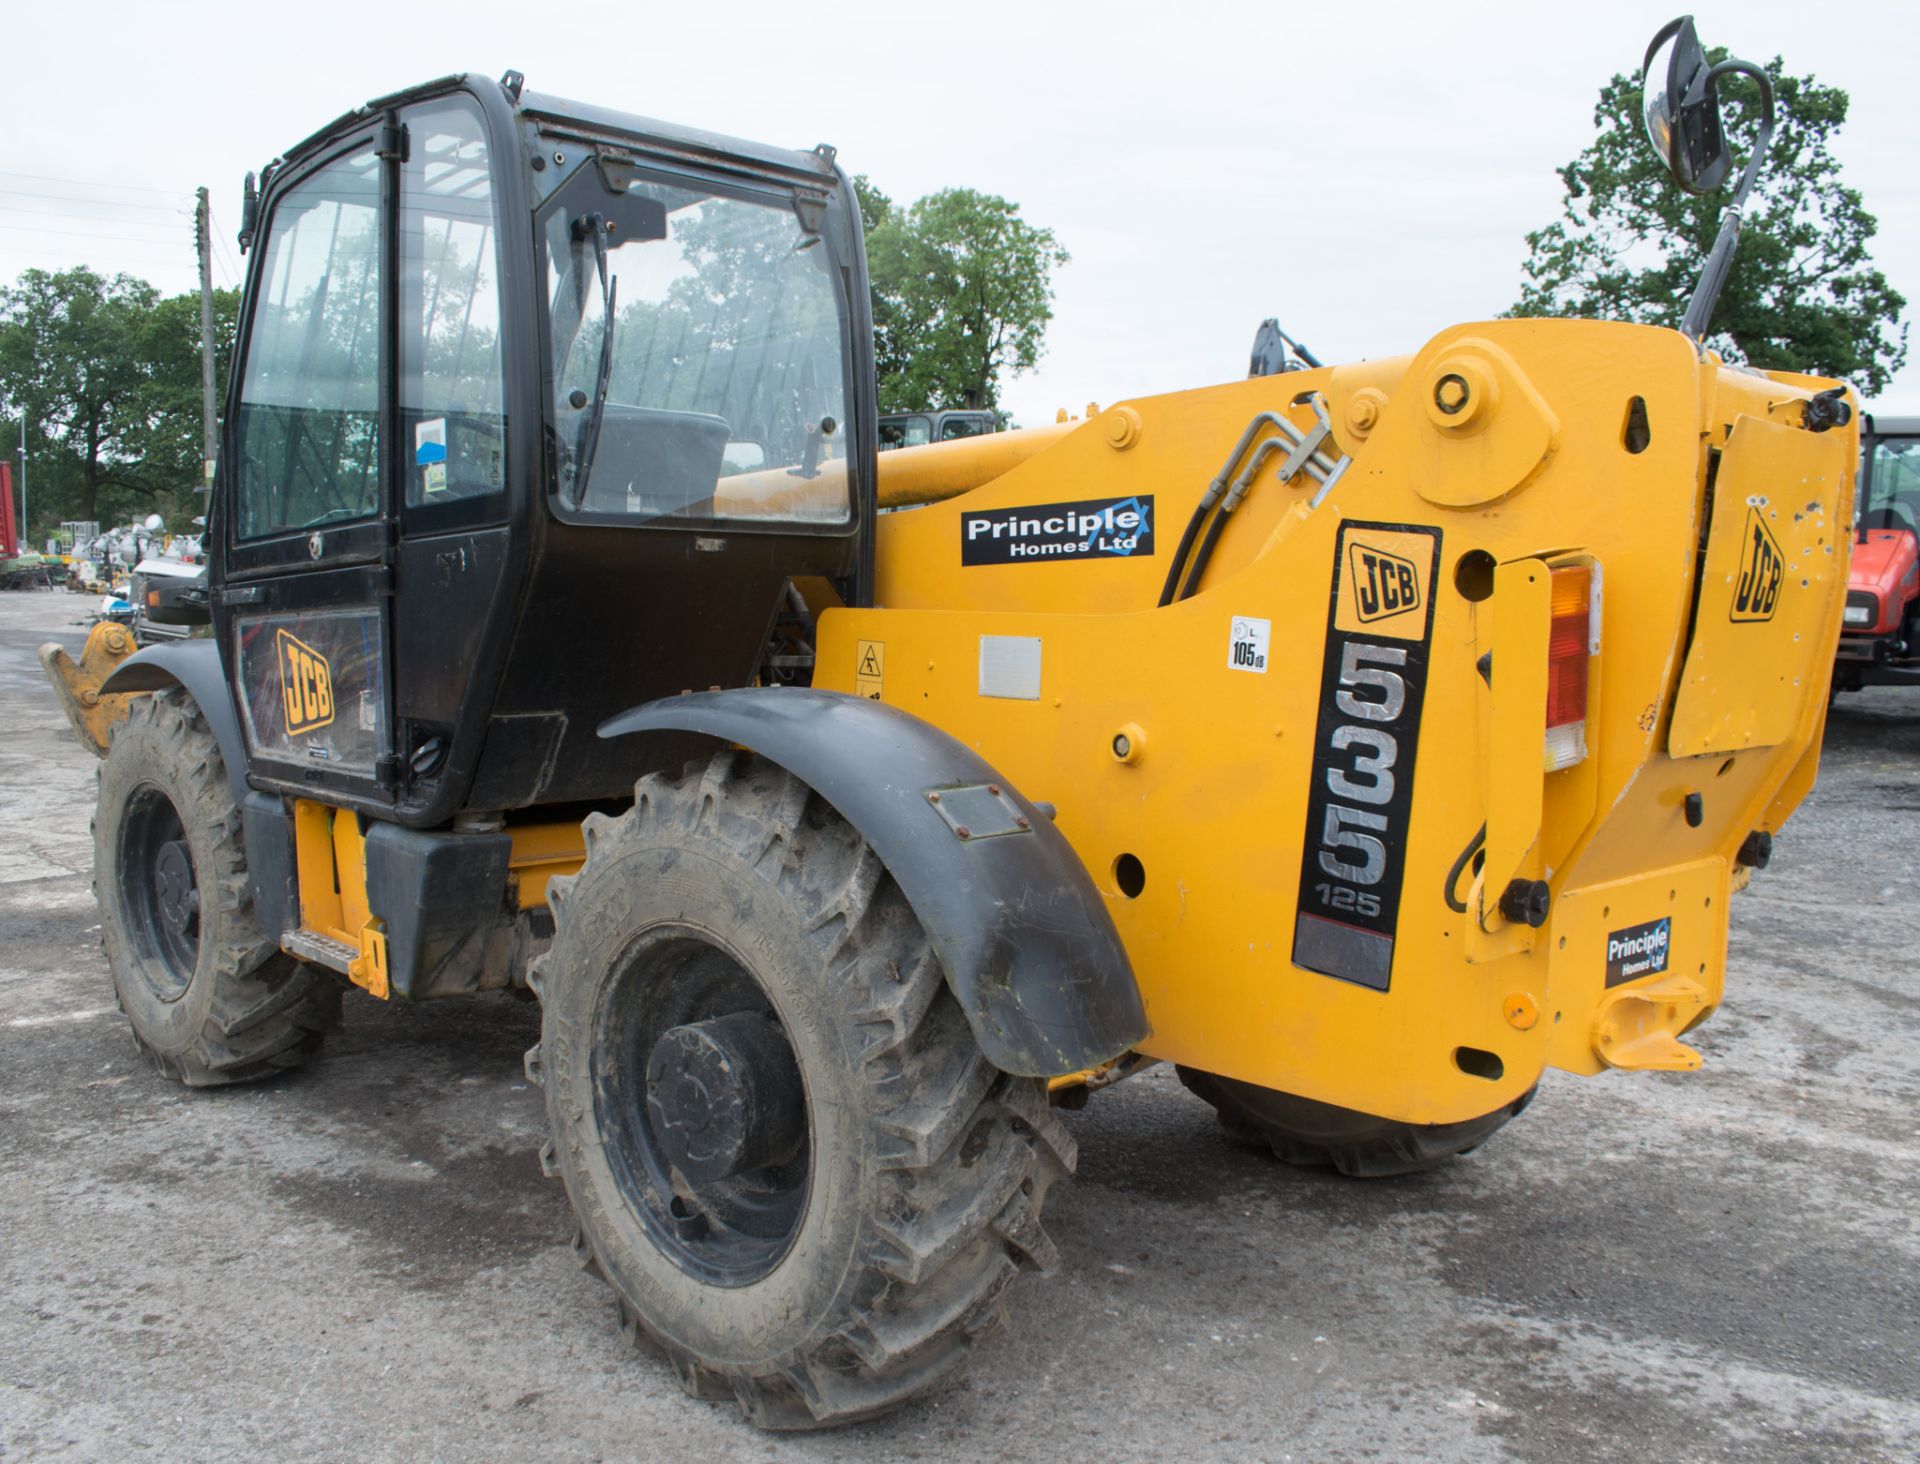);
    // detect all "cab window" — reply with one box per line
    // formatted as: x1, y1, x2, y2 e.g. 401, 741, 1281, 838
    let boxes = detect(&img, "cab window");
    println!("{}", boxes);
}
939, 414, 989, 441
232, 147, 383, 541
401, 97, 507, 521
1865, 436, 1920, 532
543, 172, 852, 525
879, 415, 931, 451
